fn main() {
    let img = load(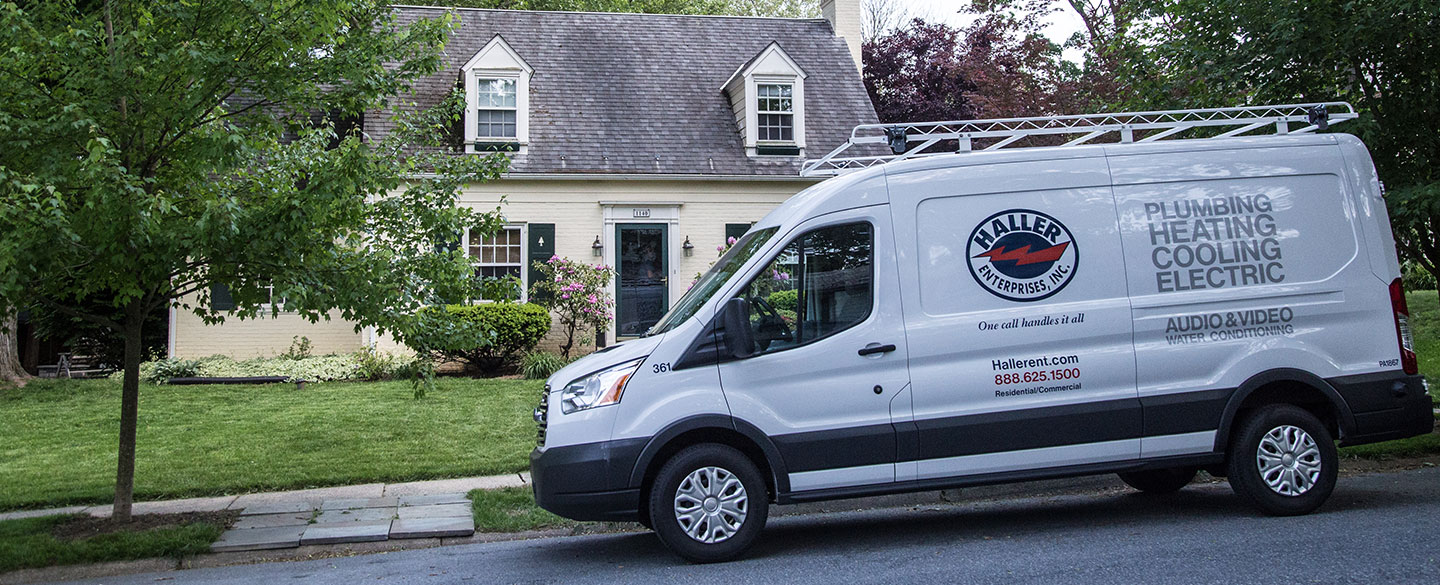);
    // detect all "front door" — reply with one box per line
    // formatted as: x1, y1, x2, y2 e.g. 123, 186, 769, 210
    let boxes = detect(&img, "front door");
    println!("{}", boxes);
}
615, 223, 669, 337
717, 205, 912, 493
